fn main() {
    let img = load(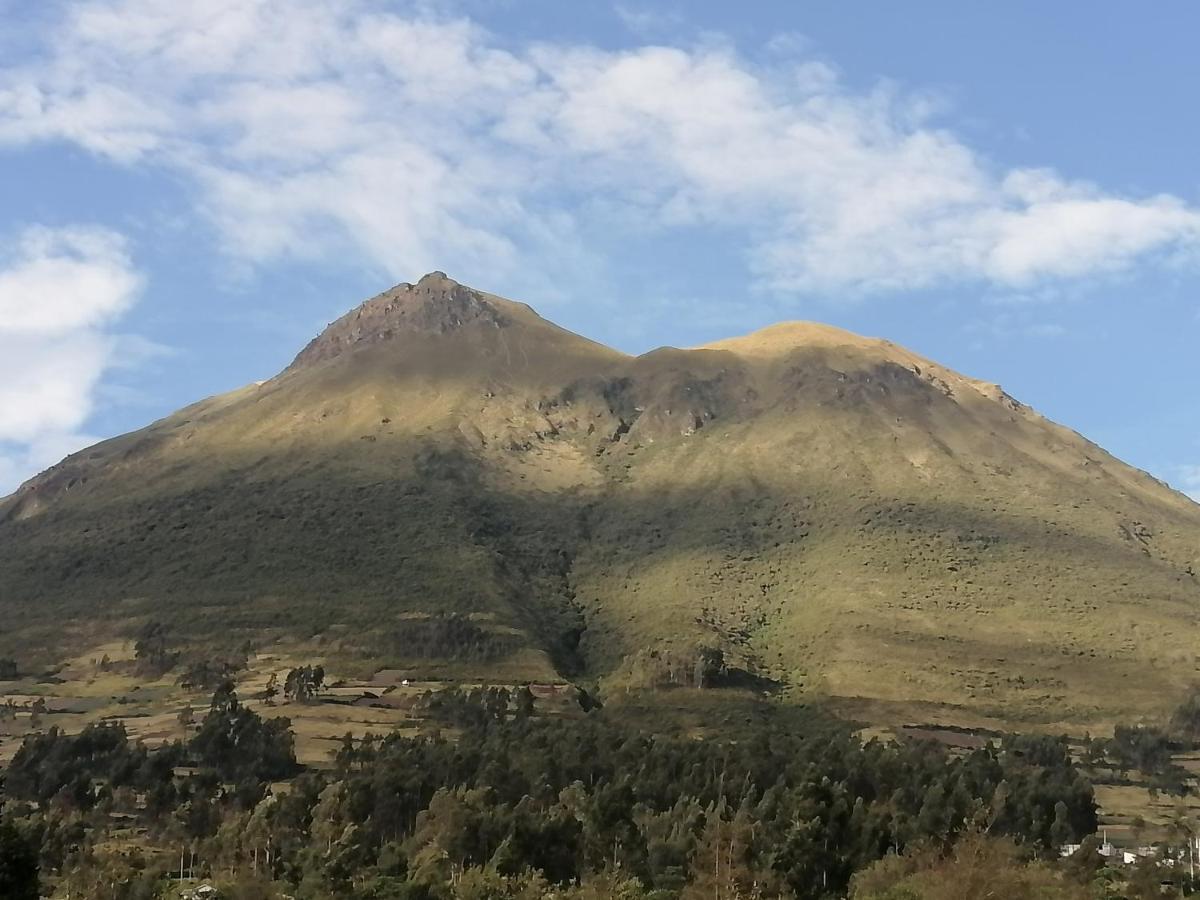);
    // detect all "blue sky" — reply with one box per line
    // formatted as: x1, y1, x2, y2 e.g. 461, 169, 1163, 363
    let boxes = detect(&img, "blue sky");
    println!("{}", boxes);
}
1, 1, 1198, 499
